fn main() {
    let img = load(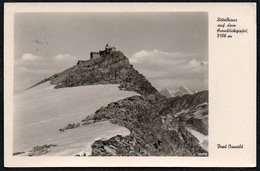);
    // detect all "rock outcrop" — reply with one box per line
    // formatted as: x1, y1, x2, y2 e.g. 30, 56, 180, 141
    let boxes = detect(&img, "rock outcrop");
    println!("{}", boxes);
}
59, 122, 81, 132
28, 144, 57, 156
83, 95, 207, 156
